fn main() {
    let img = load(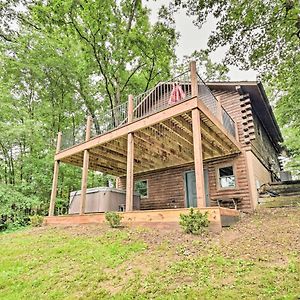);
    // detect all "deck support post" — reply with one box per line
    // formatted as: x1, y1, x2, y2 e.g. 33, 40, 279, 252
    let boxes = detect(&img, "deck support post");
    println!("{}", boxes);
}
126, 95, 134, 212
79, 116, 92, 215
192, 108, 206, 207
244, 150, 257, 210
49, 132, 62, 216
